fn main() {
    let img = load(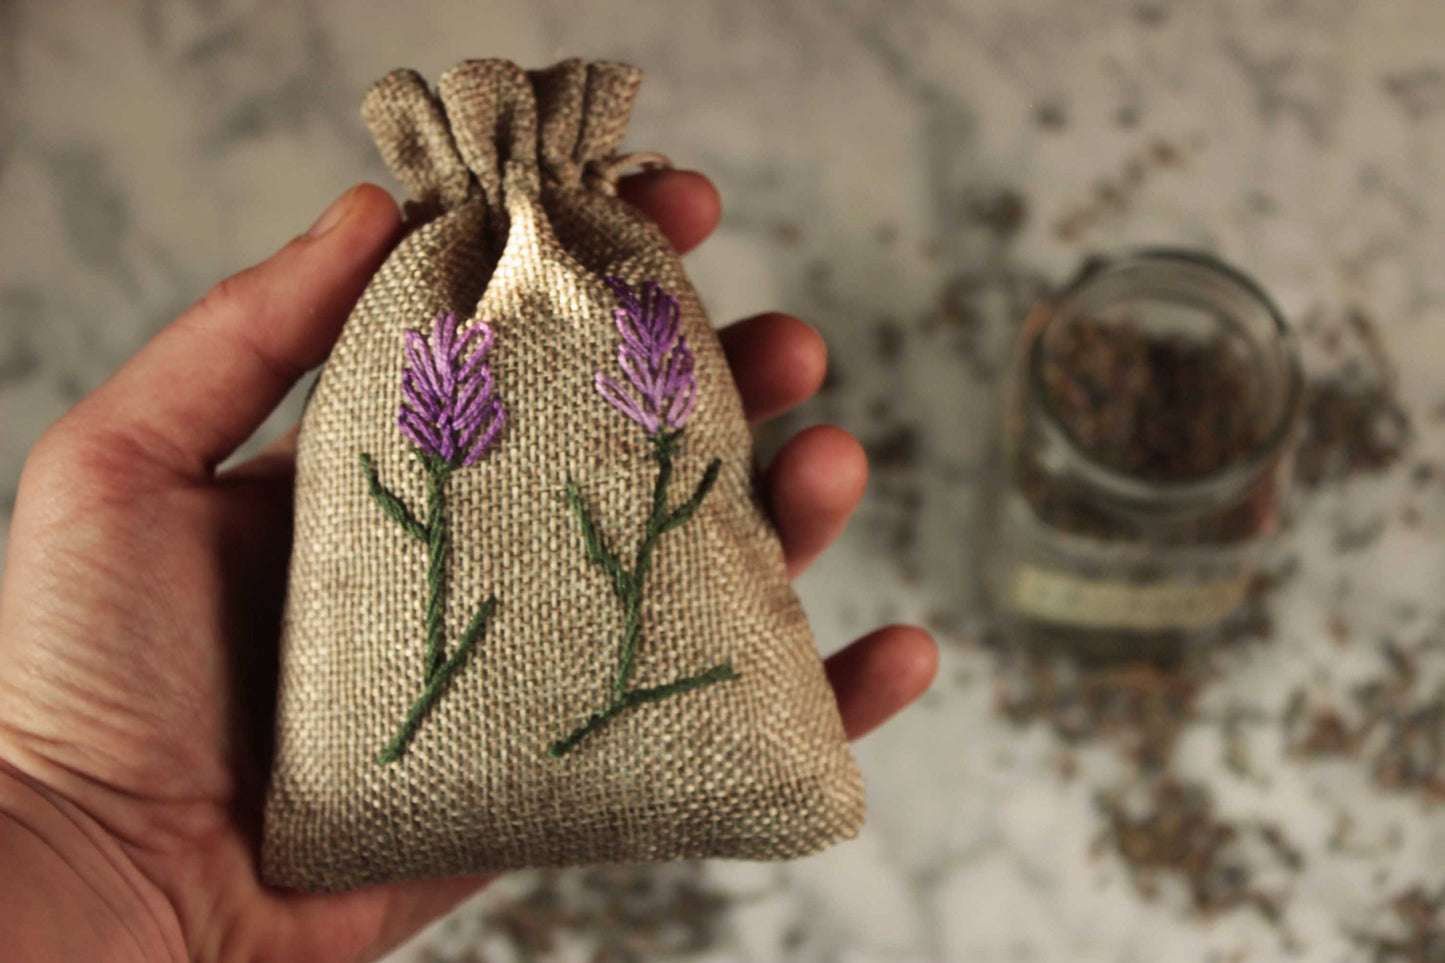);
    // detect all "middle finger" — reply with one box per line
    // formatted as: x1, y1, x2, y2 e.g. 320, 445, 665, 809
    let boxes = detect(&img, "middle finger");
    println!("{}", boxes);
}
718, 313, 828, 425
